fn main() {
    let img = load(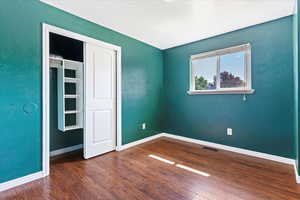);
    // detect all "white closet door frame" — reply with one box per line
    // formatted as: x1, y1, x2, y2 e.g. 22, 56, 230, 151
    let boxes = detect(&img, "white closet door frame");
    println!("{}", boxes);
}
42, 24, 122, 177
